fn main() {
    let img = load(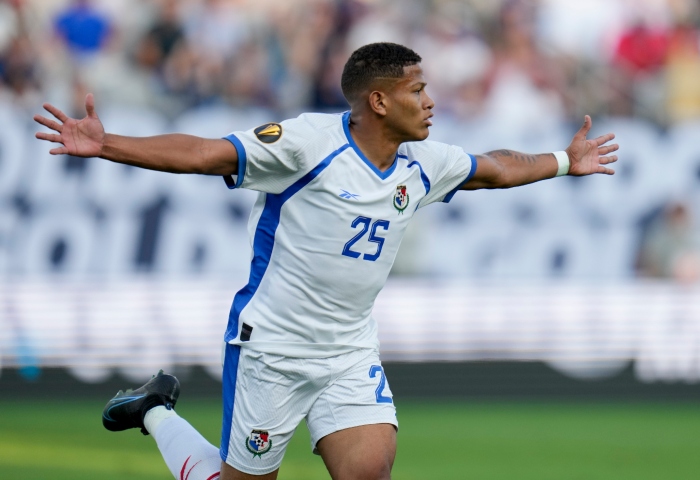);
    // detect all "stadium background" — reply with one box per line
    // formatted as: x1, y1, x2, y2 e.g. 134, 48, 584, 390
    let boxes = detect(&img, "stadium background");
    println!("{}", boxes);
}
2, 0, 700, 478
